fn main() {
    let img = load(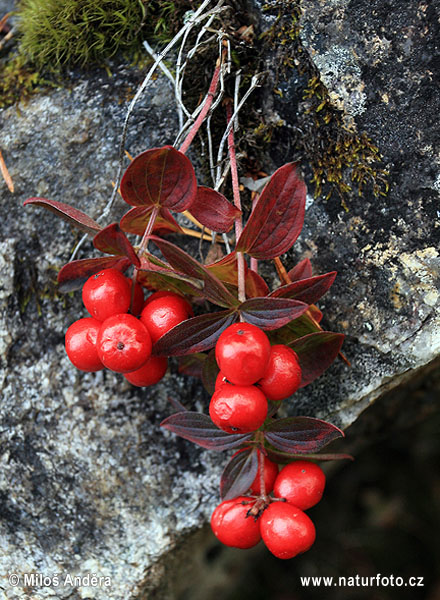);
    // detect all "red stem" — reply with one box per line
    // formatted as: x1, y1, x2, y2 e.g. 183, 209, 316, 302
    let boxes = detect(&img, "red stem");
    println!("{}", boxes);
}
226, 103, 246, 304
139, 205, 160, 257
179, 60, 221, 155
250, 193, 259, 273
